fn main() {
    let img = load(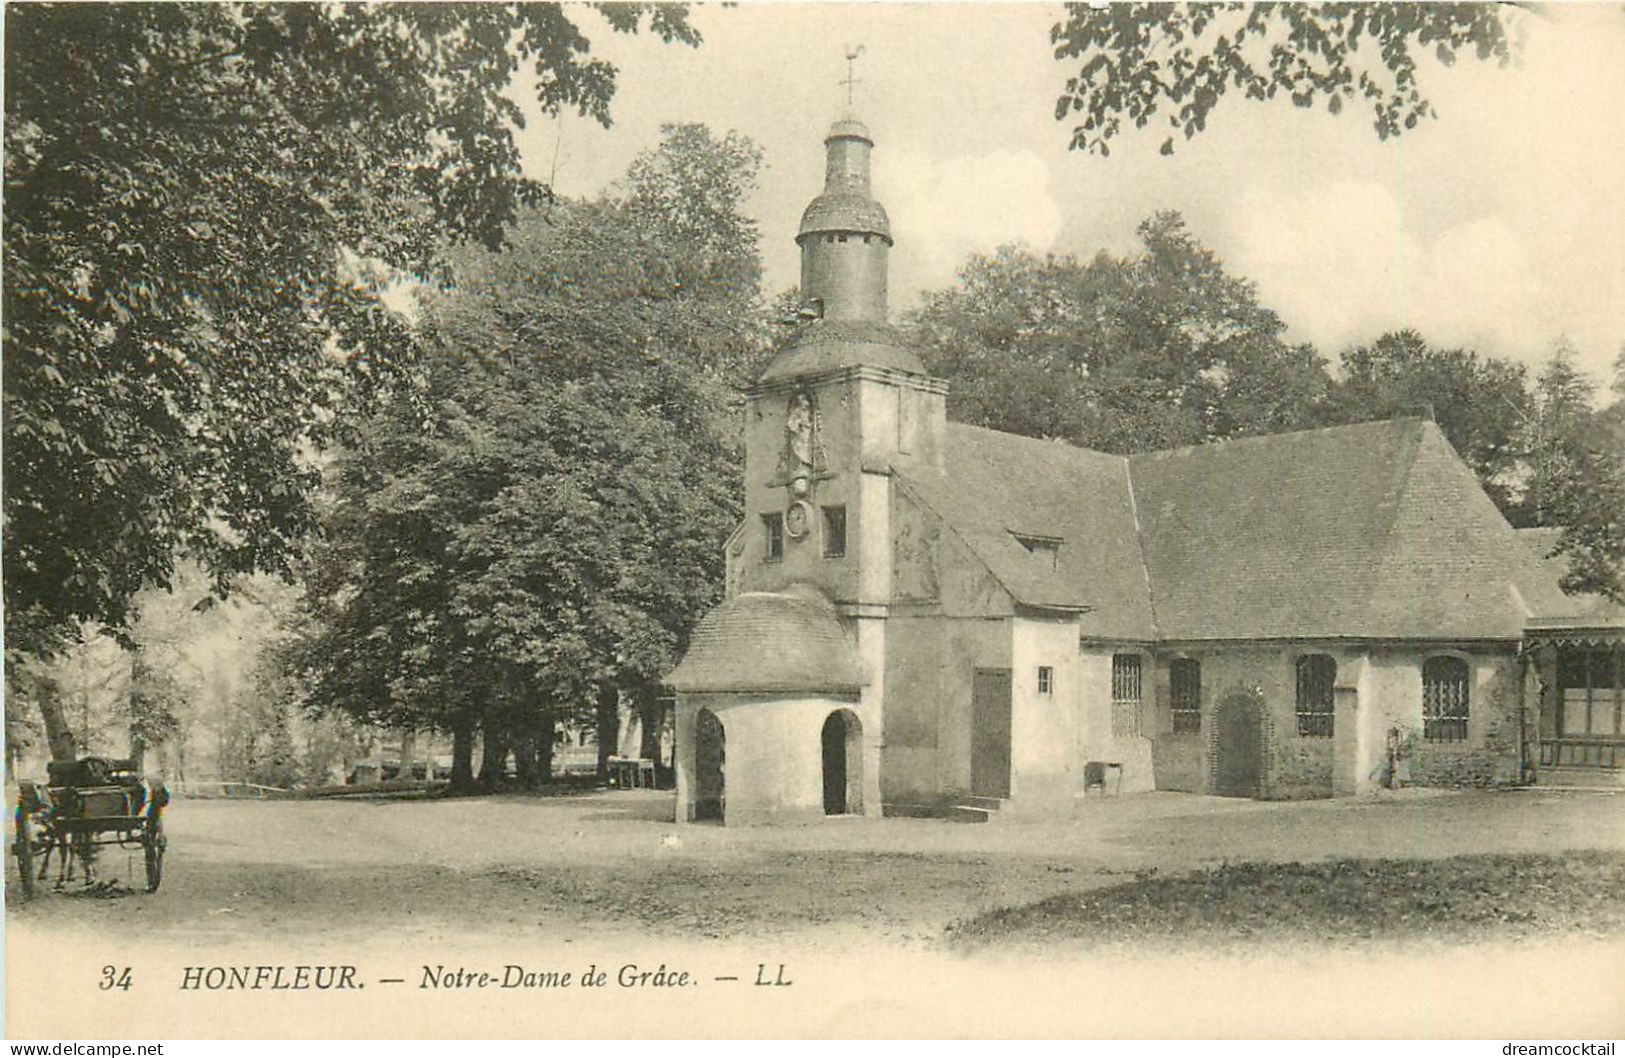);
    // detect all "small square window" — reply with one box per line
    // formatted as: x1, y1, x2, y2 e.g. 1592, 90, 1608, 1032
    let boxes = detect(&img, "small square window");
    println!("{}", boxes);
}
821, 505, 847, 558
762, 513, 783, 562
1038, 666, 1053, 695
